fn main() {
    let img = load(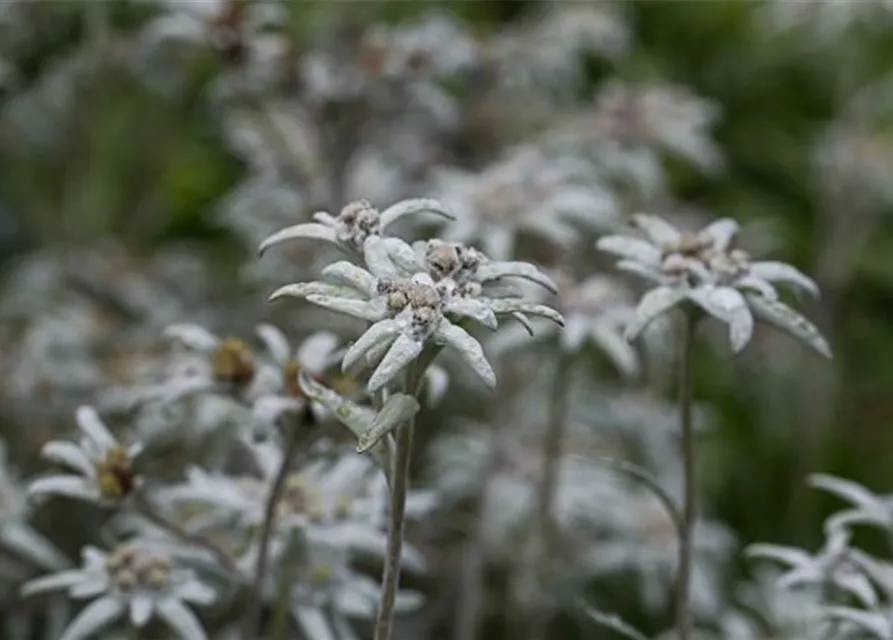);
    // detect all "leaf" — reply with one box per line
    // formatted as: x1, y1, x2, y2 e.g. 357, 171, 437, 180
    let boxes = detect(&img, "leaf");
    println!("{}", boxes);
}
257, 223, 338, 256
367, 334, 425, 393
382, 237, 425, 274
357, 394, 420, 453
615, 259, 663, 284
269, 282, 361, 303
580, 603, 650, 640
596, 236, 662, 267
363, 236, 400, 280
485, 299, 564, 326
745, 293, 832, 359
305, 295, 390, 323
631, 213, 680, 246
625, 286, 685, 342
297, 373, 392, 478
474, 261, 558, 292
379, 197, 456, 229
58, 596, 123, 640
823, 607, 892, 640
444, 297, 498, 329
749, 261, 820, 298
686, 286, 754, 353
434, 320, 496, 389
